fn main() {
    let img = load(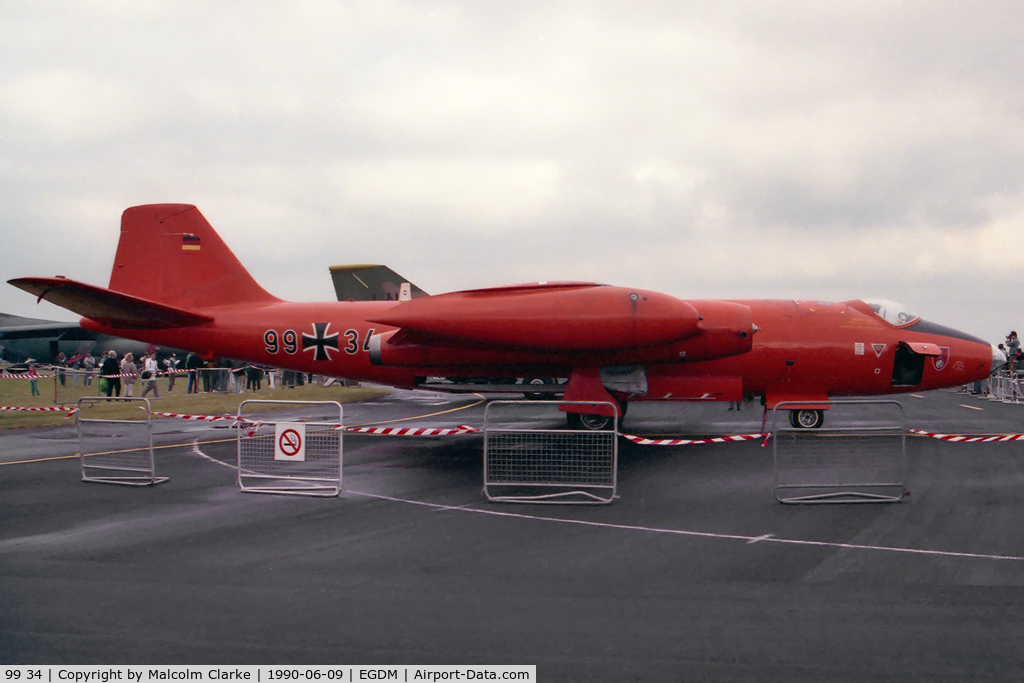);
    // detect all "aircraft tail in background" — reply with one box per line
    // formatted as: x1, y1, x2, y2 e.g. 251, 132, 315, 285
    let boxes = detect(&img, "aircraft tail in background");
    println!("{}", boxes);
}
329, 264, 427, 302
